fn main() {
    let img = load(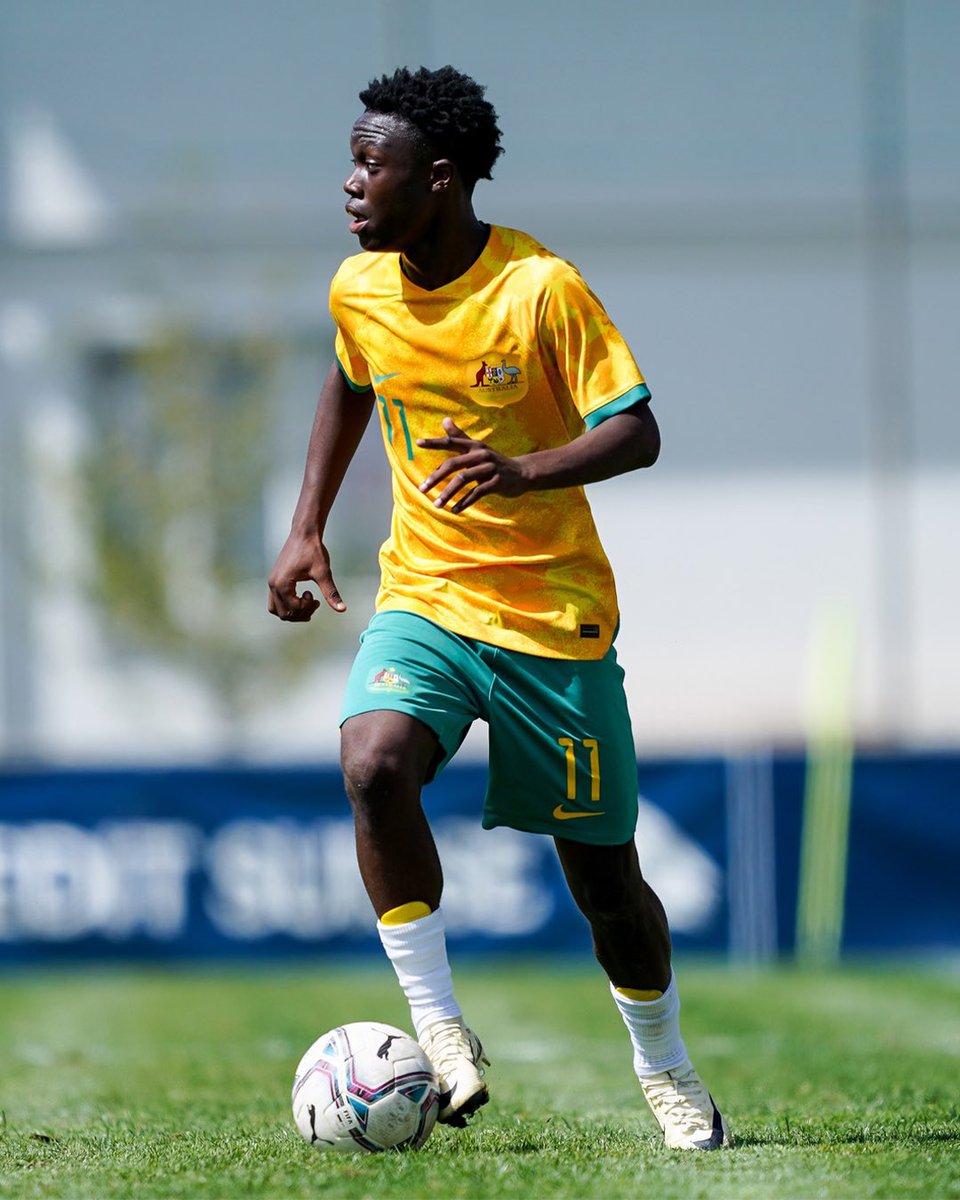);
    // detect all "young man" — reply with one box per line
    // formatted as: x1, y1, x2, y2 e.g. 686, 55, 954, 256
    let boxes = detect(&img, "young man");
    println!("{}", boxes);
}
268, 65, 729, 1150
